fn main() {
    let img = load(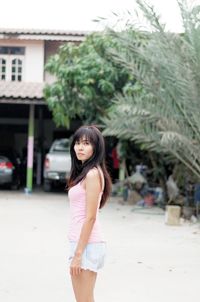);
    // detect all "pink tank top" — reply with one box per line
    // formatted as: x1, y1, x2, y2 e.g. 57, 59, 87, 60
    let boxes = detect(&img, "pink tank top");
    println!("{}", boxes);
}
68, 178, 105, 243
